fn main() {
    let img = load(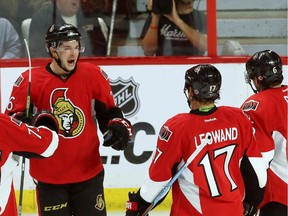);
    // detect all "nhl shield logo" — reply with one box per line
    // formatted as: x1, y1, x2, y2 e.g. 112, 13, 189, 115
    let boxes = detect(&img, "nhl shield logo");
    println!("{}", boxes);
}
110, 77, 140, 117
